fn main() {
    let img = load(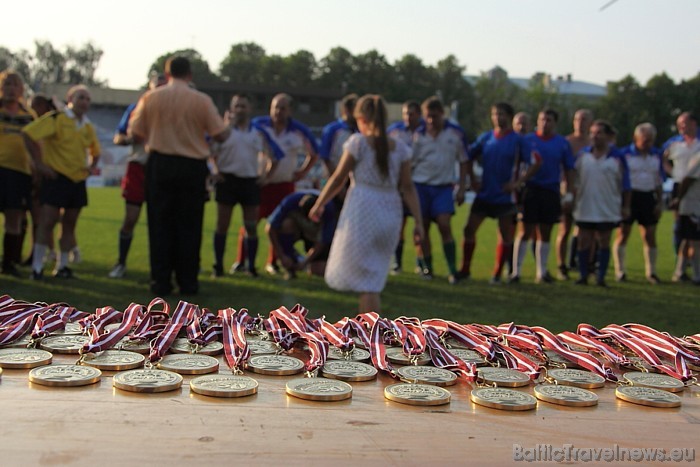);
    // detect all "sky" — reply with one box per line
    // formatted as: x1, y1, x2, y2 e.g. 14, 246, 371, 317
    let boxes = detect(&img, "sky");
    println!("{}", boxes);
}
4, 0, 700, 91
